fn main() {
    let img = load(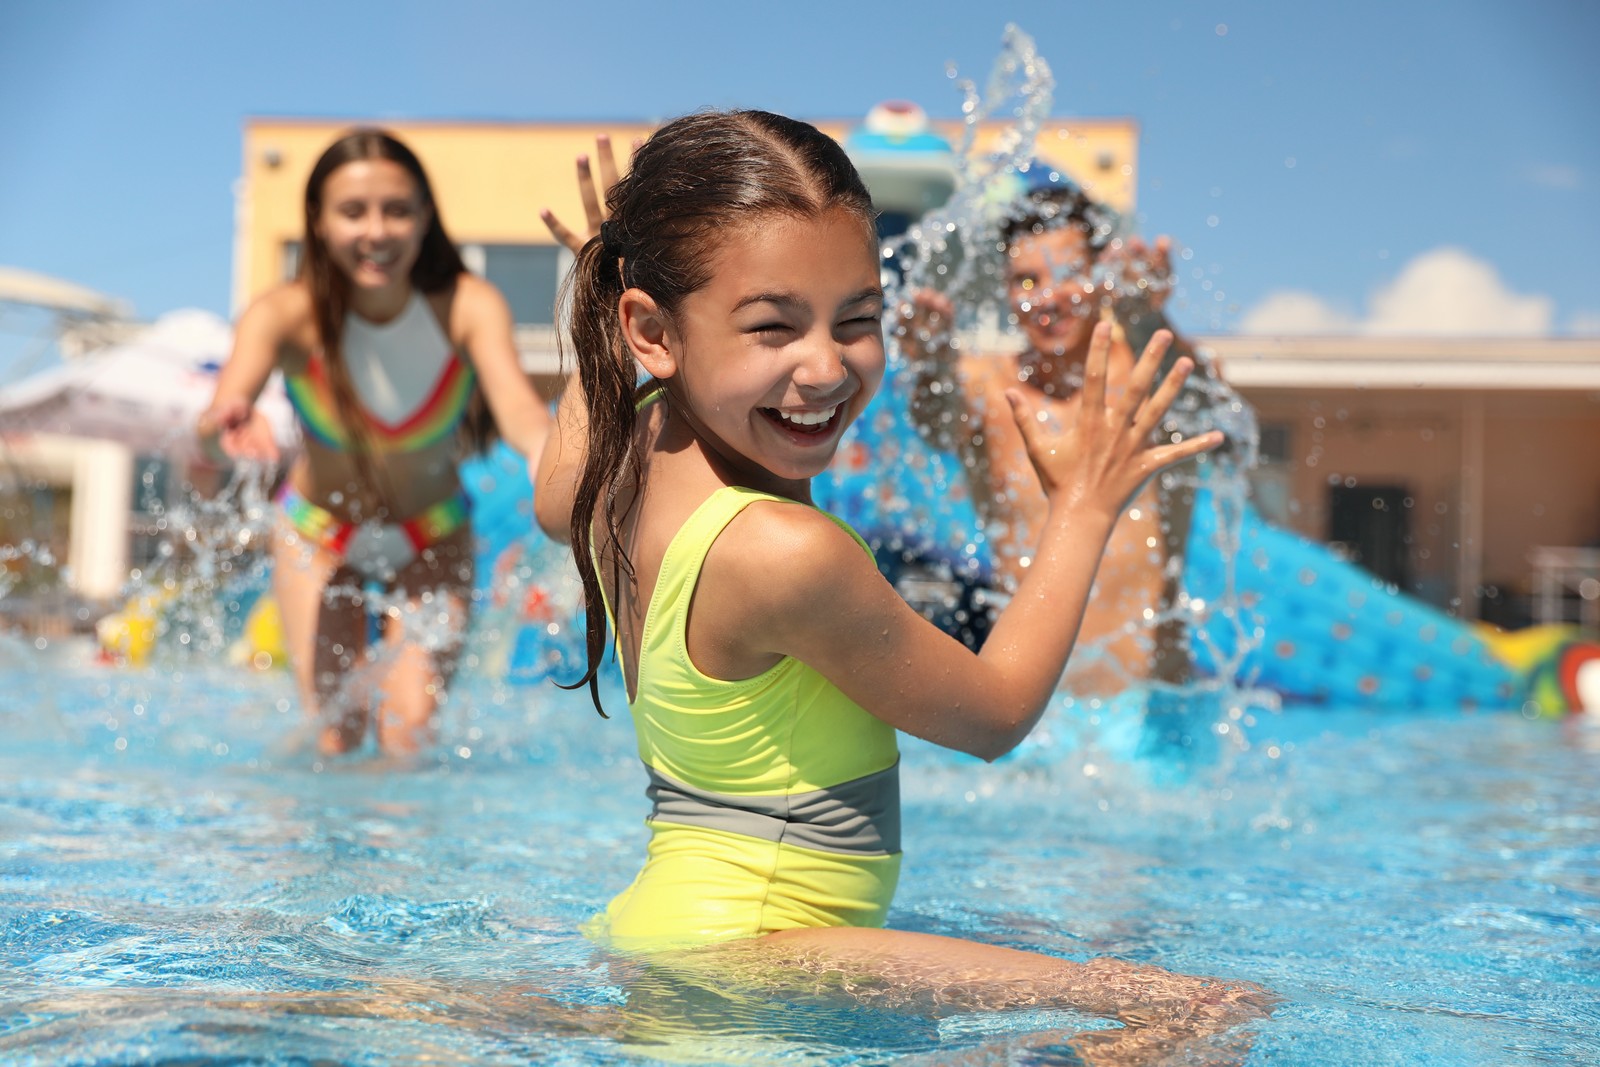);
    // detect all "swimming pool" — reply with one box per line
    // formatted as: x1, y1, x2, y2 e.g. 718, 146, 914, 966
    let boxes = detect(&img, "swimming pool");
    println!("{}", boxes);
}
2, 633, 1595, 1065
